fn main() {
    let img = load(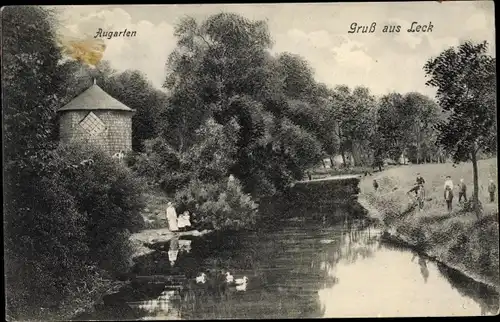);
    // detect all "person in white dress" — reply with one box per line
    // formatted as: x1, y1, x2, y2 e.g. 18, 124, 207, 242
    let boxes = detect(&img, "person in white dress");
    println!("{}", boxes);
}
166, 202, 178, 232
